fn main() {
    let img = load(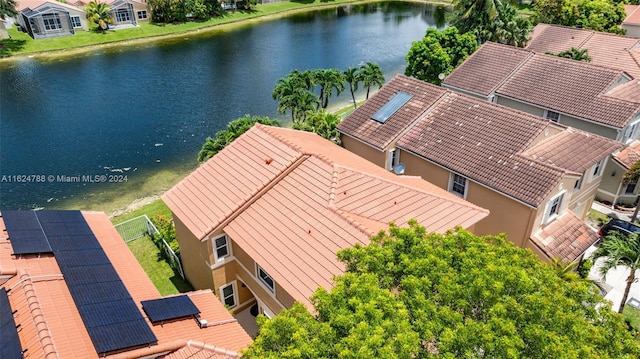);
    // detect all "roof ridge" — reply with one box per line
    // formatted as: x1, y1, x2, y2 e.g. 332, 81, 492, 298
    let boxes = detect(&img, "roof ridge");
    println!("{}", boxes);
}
257, 123, 339, 167
576, 30, 595, 49
13, 271, 59, 359
626, 47, 640, 76
329, 207, 377, 238
532, 52, 628, 76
